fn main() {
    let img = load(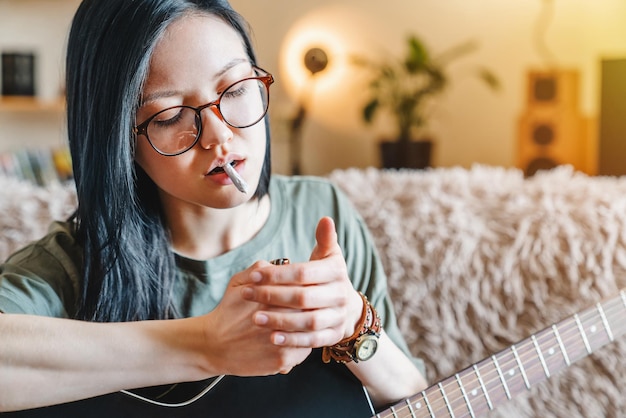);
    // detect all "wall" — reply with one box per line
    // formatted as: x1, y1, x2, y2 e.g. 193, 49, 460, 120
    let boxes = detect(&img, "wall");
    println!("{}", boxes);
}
0, 0, 81, 151
231, 0, 626, 174
1, 0, 624, 175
